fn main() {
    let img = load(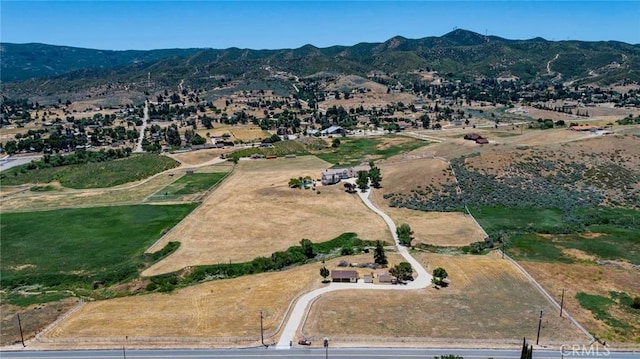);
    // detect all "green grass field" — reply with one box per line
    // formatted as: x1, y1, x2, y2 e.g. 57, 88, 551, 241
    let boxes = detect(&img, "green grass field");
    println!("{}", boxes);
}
147, 172, 228, 202
0, 204, 197, 296
471, 206, 565, 234
472, 206, 640, 264
0, 154, 179, 189
576, 291, 638, 338
229, 140, 309, 160
312, 135, 428, 166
